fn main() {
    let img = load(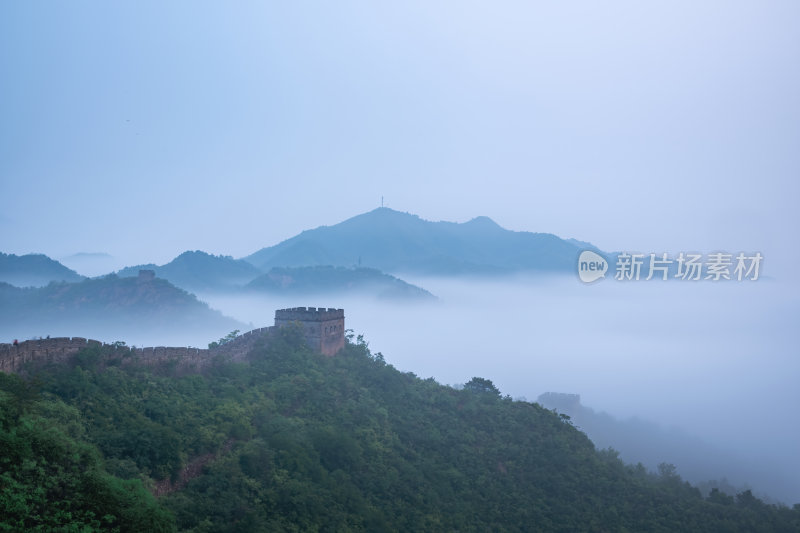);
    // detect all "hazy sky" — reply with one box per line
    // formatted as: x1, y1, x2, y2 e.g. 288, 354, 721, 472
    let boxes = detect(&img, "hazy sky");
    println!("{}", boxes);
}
1, 1, 798, 273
